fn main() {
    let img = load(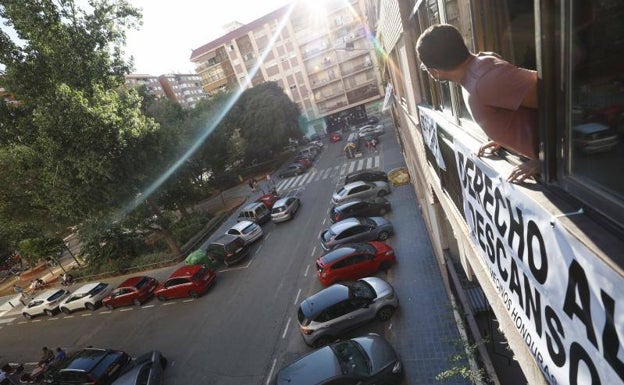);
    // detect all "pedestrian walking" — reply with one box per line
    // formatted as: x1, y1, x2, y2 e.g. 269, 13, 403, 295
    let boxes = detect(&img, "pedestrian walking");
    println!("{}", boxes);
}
248, 178, 256, 193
